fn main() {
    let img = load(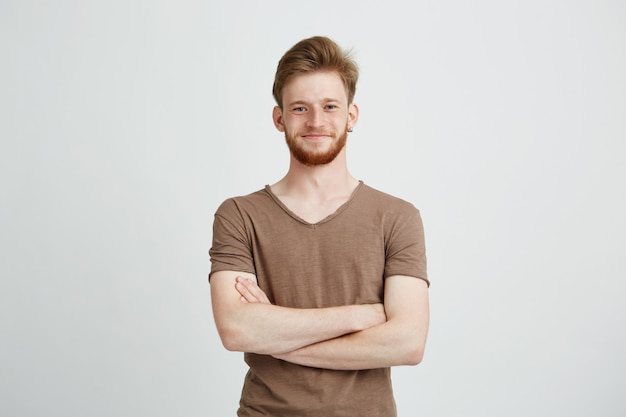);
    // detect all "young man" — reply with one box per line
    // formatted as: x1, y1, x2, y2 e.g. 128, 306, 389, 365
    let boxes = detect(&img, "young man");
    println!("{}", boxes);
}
209, 36, 429, 417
